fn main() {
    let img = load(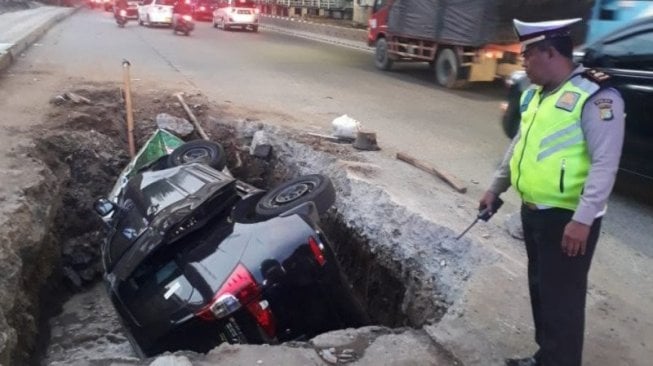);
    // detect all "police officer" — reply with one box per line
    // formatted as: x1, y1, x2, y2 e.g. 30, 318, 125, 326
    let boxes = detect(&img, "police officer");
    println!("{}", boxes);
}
479, 18, 625, 366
